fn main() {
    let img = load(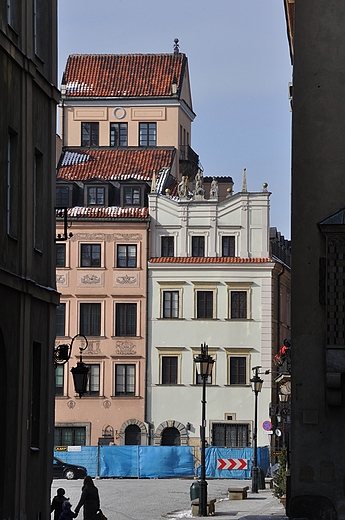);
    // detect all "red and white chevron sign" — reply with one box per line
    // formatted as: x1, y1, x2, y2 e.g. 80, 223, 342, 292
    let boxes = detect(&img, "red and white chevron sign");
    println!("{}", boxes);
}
217, 458, 248, 470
